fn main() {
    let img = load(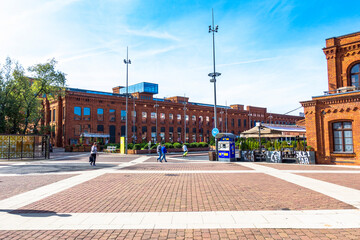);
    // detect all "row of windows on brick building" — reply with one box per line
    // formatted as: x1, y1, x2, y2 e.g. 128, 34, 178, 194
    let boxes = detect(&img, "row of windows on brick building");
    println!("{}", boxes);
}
69, 107, 296, 126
